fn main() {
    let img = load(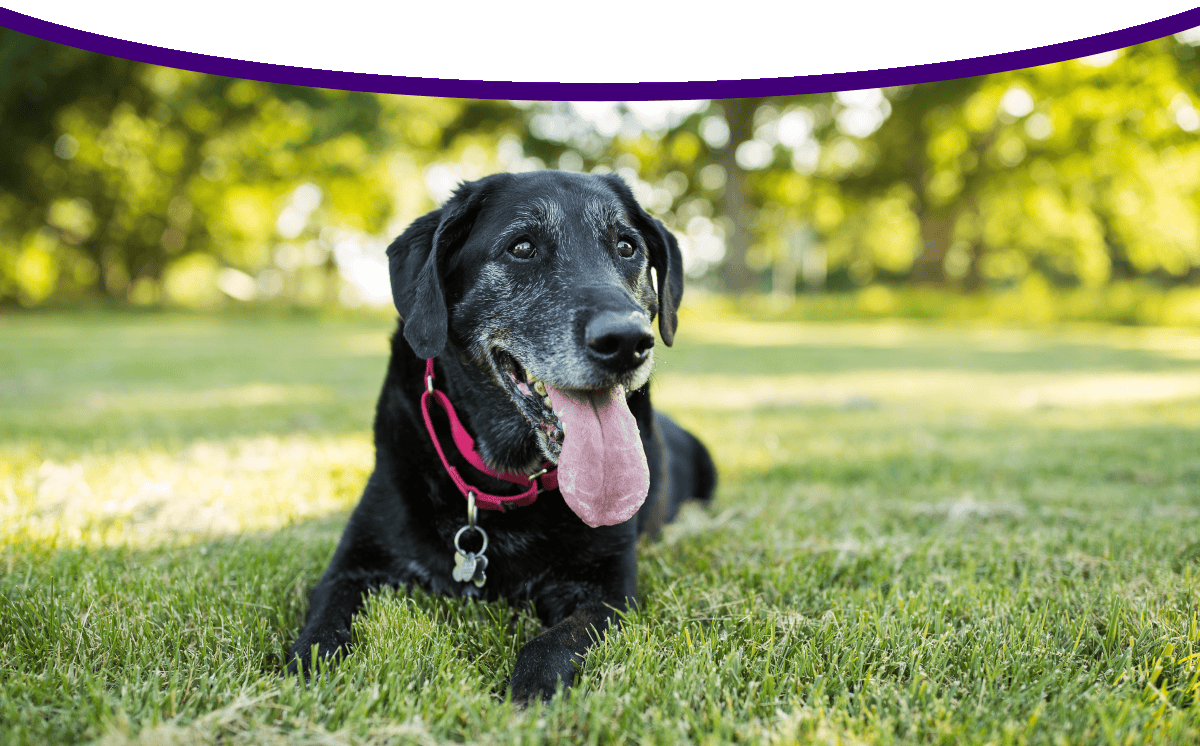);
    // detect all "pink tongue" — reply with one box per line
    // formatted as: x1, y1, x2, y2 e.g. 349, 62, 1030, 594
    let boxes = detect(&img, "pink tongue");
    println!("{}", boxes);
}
545, 385, 649, 527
